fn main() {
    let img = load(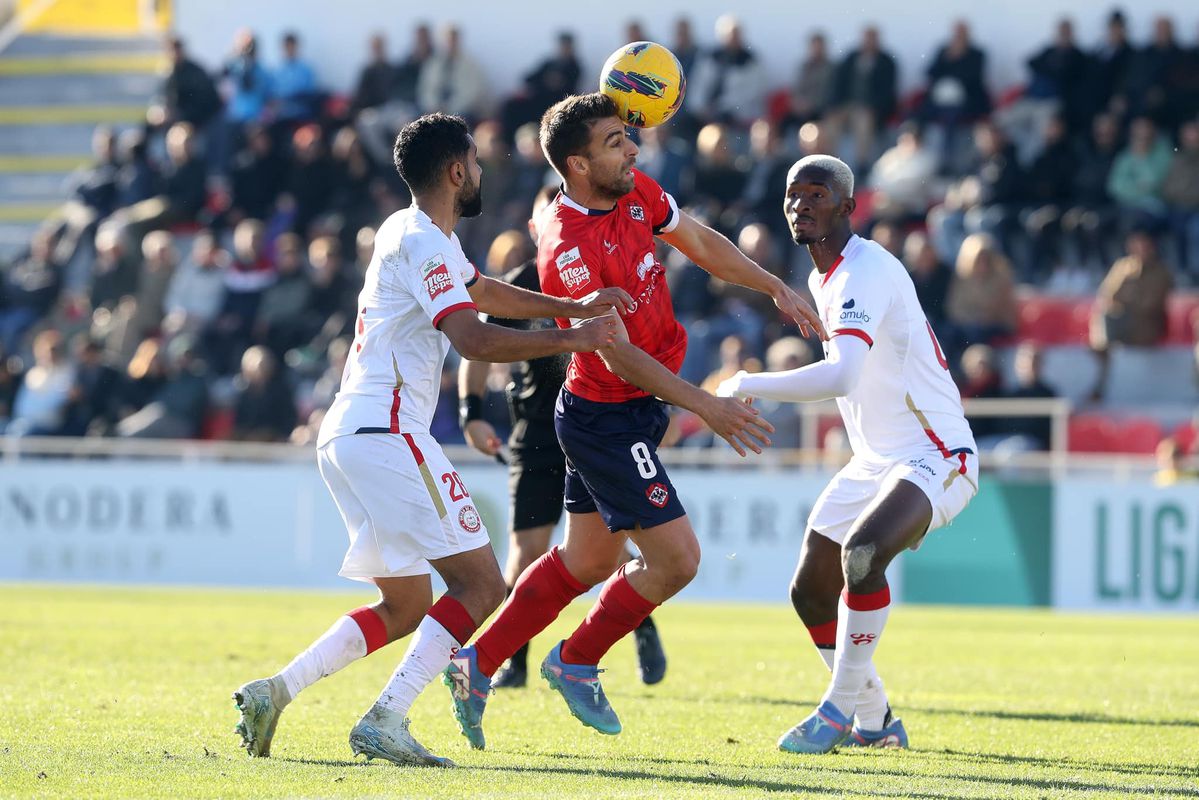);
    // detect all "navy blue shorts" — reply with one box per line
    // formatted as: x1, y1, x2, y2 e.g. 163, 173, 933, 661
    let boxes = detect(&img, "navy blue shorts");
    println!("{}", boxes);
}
554, 388, 686, 533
